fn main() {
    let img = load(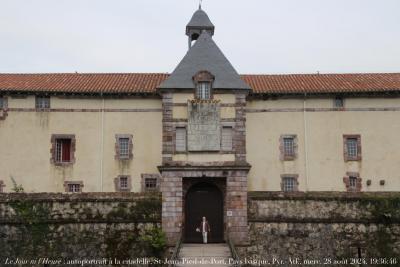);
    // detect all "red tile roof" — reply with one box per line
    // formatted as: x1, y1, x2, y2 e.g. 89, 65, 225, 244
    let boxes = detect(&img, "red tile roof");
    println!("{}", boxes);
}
241, 73, 400, 94
0, 73, 399, 95
0, 73, 169, 94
